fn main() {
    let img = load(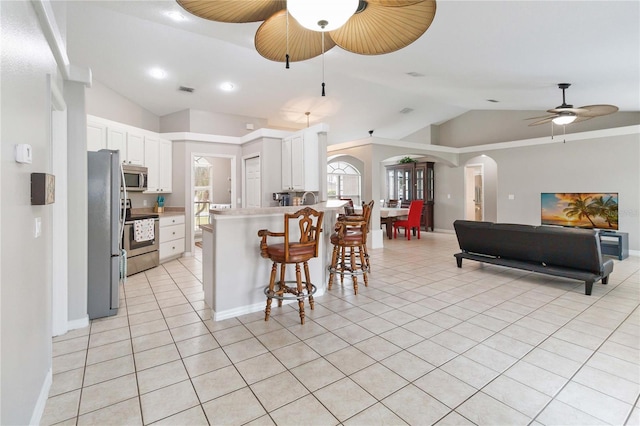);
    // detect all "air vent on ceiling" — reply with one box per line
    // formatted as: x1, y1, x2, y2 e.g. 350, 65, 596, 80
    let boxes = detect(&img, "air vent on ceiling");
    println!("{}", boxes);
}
178, 86, 194, 93
486, 99, 499, 103
399, 107, 414, 114
406, 72, 425, 77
